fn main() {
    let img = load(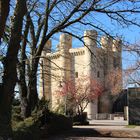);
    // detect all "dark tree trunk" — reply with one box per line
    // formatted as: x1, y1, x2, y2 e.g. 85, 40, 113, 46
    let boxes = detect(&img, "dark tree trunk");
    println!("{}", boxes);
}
27, 69, 38, 116
18, 60, 39, 118
18, 64, 29, 118
0, 0, 26, 138
18, 52, 28, 118
18, 15, 30, 118
18, 69, 38, 118
0, 0, 10, 42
